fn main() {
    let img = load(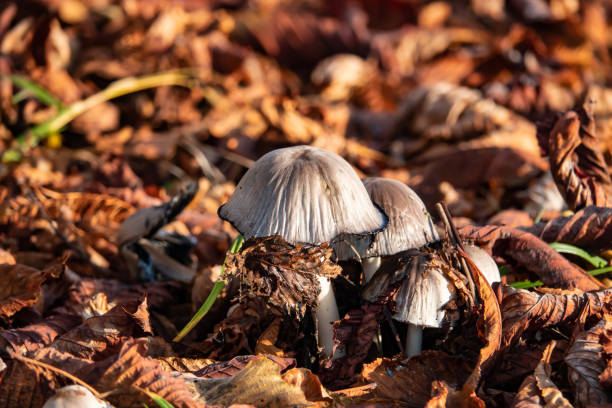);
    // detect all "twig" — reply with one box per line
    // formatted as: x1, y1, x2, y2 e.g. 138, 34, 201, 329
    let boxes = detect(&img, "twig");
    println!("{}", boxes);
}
435, 202, 477, 305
